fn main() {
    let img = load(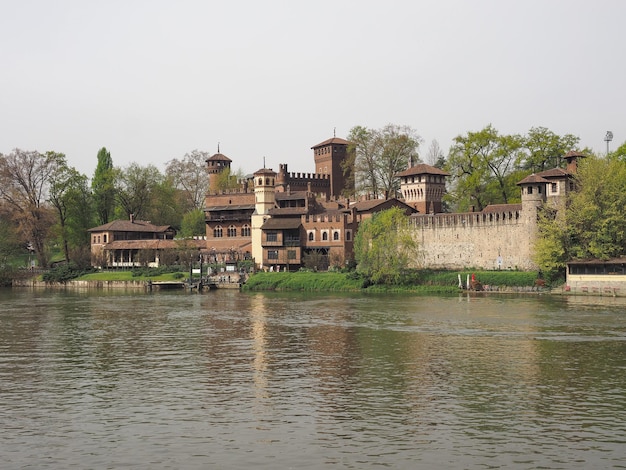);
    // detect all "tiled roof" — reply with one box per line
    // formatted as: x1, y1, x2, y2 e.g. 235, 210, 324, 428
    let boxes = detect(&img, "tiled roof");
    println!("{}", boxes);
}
516, 174, 551, 185
103, 239, 205, 250
205, 153, 232, 162
396, 164, 450, 177
88, 219, 173, 233
311, 137, 350, 148
536, 168, 570, 178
